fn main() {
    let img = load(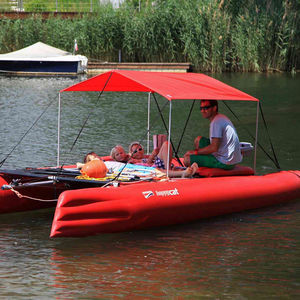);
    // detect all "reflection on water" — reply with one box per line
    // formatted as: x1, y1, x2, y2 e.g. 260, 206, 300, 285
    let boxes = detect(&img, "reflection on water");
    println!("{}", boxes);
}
0, 73, 299, 298
0, 202, 299, 298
